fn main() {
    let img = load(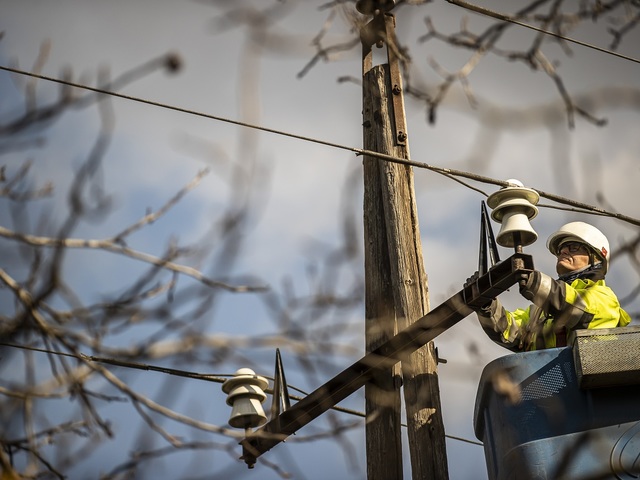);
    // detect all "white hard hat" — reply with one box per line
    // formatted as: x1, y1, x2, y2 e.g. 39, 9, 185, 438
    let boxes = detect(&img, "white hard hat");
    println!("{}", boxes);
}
546, 221, 610, 273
